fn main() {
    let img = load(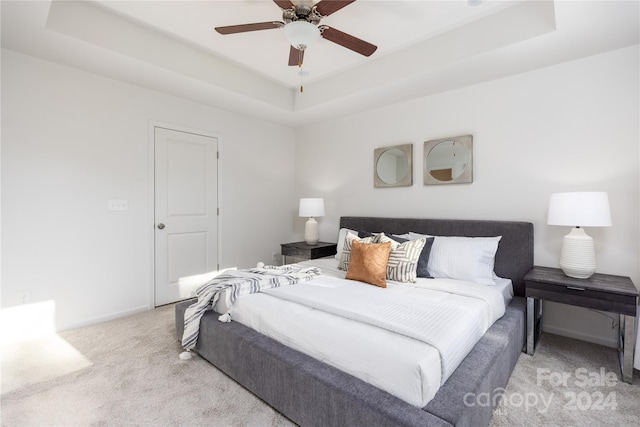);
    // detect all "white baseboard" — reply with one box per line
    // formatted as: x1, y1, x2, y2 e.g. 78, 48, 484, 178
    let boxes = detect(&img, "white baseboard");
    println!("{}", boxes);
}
58, 305, 152, 332
542, 324, 618, 348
